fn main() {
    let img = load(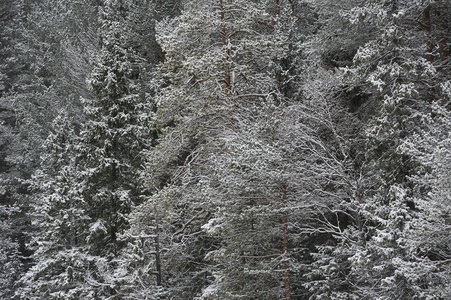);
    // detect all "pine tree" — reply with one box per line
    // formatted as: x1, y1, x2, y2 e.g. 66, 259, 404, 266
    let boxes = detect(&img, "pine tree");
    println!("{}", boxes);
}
130, 0, 289, 298
131, 1, 353, 298
7, 0, 451, 298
